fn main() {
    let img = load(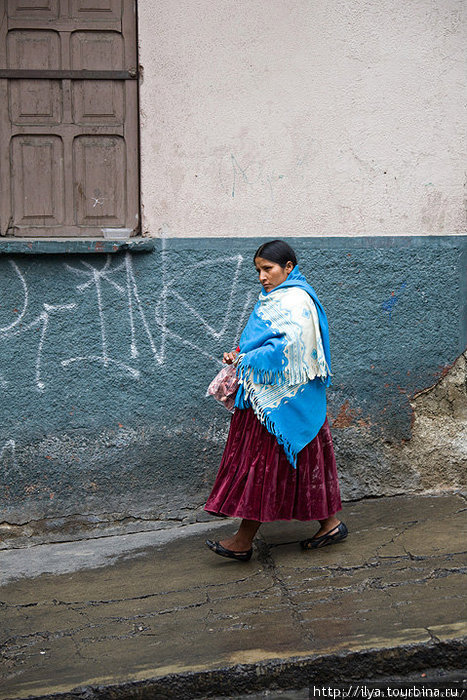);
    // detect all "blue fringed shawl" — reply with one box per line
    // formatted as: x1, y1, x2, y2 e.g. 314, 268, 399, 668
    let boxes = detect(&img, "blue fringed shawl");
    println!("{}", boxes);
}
235, 265, 332, 468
